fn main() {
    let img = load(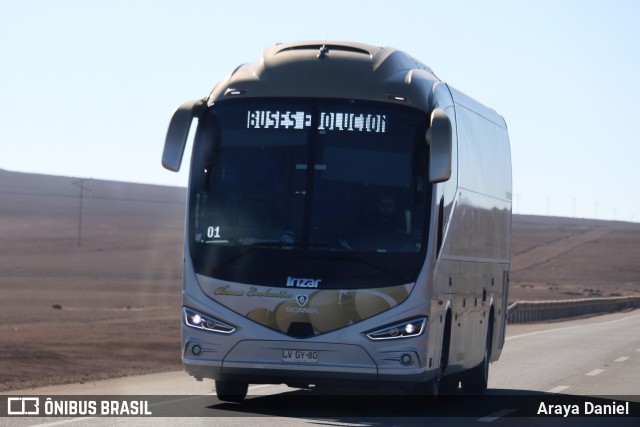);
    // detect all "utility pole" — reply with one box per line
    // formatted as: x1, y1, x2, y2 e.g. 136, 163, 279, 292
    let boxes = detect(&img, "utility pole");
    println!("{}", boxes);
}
71, 178, 92, 246
546, 196, 551, 216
